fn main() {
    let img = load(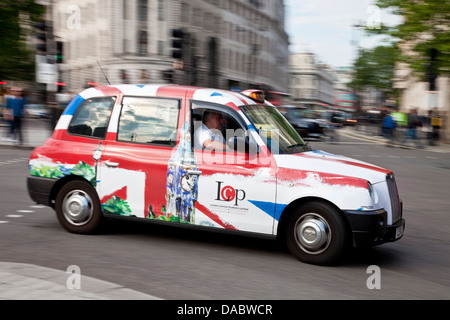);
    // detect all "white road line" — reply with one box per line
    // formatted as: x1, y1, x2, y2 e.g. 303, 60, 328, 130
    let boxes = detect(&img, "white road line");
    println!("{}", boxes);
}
6, 215, 23, 218
17, 210, 34, 213
0, 221, 9, 224
30, 205, 46, 209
